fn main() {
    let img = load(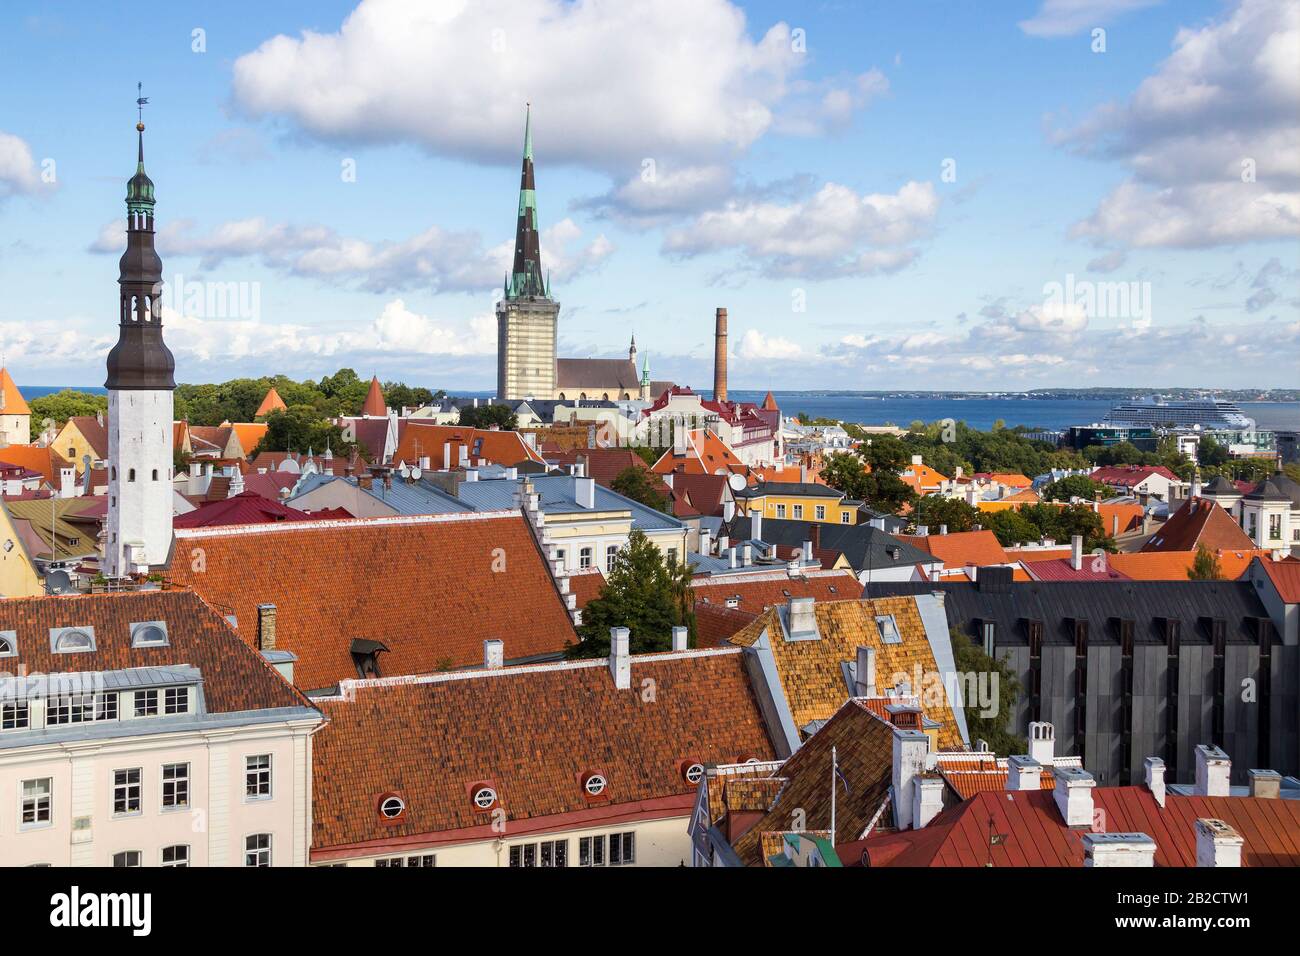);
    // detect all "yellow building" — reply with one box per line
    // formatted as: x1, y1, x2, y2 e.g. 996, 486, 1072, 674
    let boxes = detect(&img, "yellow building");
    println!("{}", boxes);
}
0, 367, 31, 447
735, 481, 861, 525
51, 414, 108, 468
